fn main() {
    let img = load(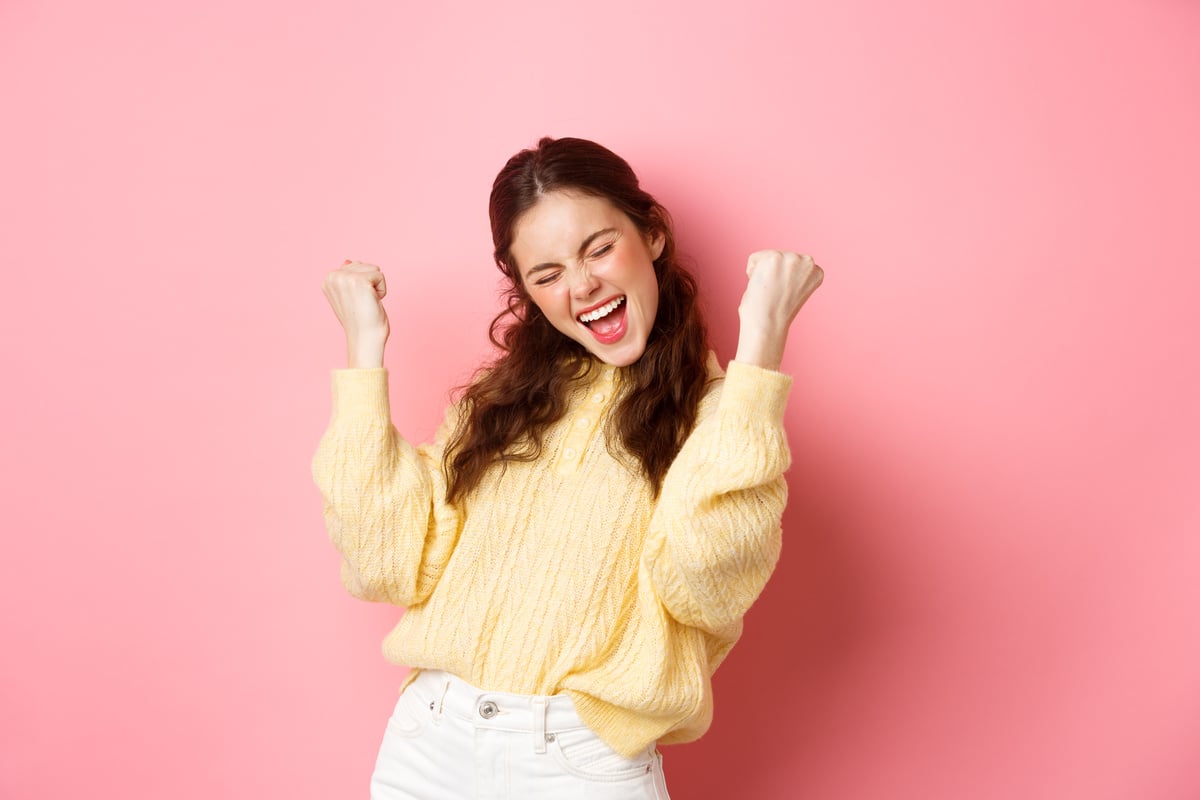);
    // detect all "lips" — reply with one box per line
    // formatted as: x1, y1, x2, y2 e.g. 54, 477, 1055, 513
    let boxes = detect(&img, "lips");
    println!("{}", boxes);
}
577, 295, 625, 324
